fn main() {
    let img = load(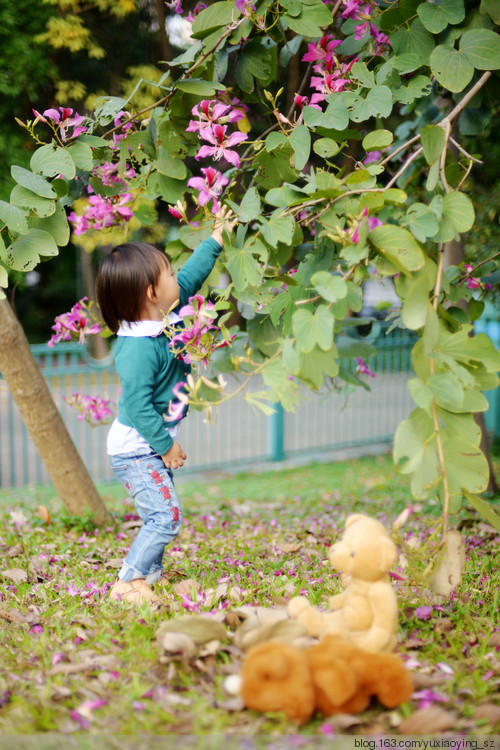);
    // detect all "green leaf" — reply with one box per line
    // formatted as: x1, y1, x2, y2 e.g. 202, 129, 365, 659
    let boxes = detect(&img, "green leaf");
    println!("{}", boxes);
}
289, 126, 311, 171
149, 173, 187, 204
236, 40, 274, 92
11, 166, 56, 199
428, 371, 464, 411
313, 138, 340, 158
254, 144, 297, 188
442, 435, 489, 495
430, 45, 474, 93
393, 408, 440, 499
156, 149, 188, 180
408, 377, 434, 414
335, 336, 376, 358
417, 0, 465, 34
266, 132, 288, 152
441, 191, 475, 233
459, 29, 500, 70
94, 96, 127, 123
261, 358, 300, 412
283, 1, 332, 37
225, 246, 263, 290
346, 86, 393, 122
175, 78, 226, 95
437, 327, 500, 372
402, 286, 431, 330
292, 305, 334, 352
404, 203, 440, 241
350, 62, 376, 88
362, 129, 393, 151
66, 142, 94, 172
231, 188, 261, 223
0, 265, 7, 292
311, 271, 347, 302
370, 225, 425, 275
10, 185, 56, 218
391, 18, 435, 65
158, 120, 185, 156
264, 185, 308, 208
259, 213, 296, 247
191, 2, 239, 39
480, 0, 500, 24
5, 229, 58, 271
297, 344, 339, 388
0, 200, 29, 234
30, 144, 76, 180
29, 202, 70, 246
421, 124, 446, 165
463, 490, 500, 532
